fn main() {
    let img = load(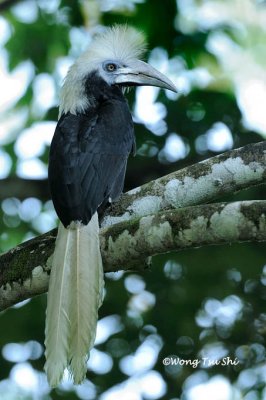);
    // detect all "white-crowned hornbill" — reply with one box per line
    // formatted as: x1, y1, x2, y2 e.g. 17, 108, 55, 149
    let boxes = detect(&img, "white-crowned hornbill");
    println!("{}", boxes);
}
45, 25, 176, 387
